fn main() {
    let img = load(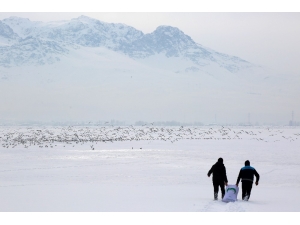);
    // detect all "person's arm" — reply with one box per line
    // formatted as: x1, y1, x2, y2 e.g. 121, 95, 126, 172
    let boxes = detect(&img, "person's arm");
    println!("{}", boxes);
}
207, 165, 214, 177
236, 169, 242, 186
254, 169, 260, 185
